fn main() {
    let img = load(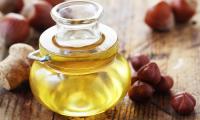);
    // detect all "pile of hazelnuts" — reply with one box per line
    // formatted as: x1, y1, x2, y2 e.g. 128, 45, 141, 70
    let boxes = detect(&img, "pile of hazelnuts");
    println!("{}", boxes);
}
0, 0, 64, 46
145, 0, 196, 31
128, 54, 196, 115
